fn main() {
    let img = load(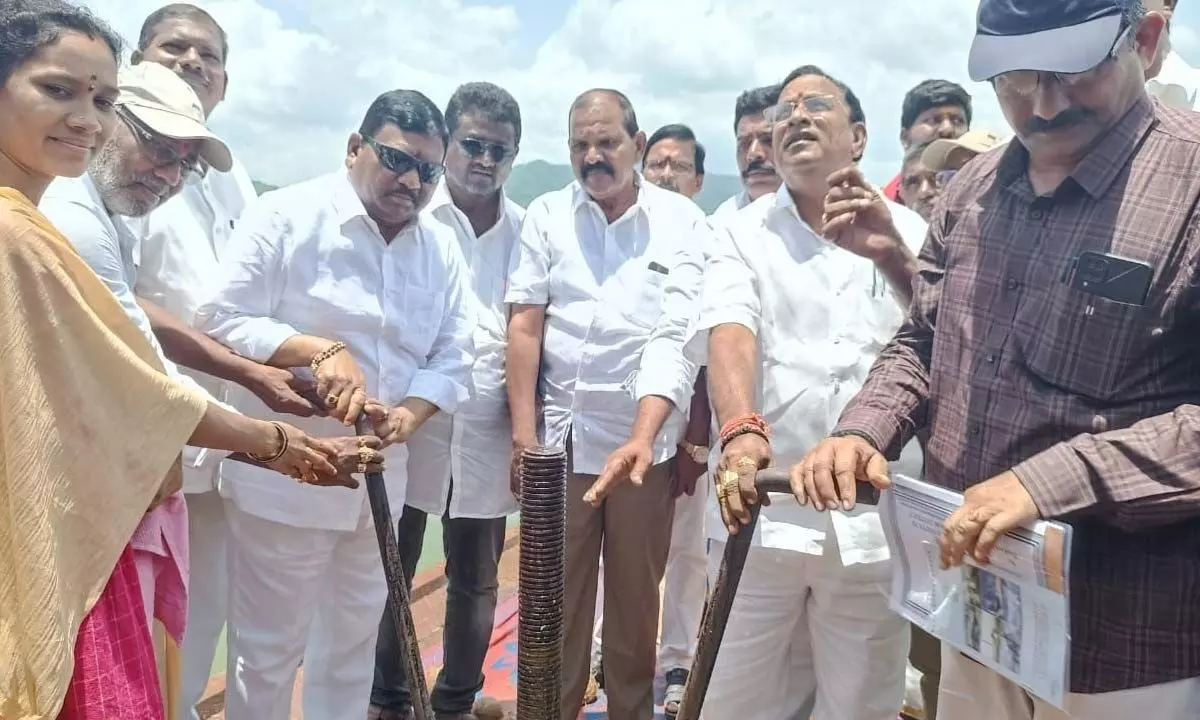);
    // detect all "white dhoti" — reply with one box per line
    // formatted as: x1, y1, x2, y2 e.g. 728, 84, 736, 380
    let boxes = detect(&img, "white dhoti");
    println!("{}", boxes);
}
701, 540, 908, 720
223, 499, 388, 720
178, 490, 229, 720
